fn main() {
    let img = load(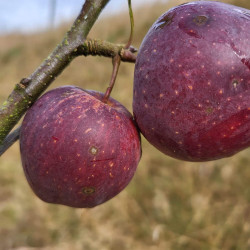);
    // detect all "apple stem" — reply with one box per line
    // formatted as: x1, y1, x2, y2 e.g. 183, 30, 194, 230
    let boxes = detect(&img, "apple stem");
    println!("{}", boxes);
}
102, 0, 134, 103
103, 55, 121, 103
